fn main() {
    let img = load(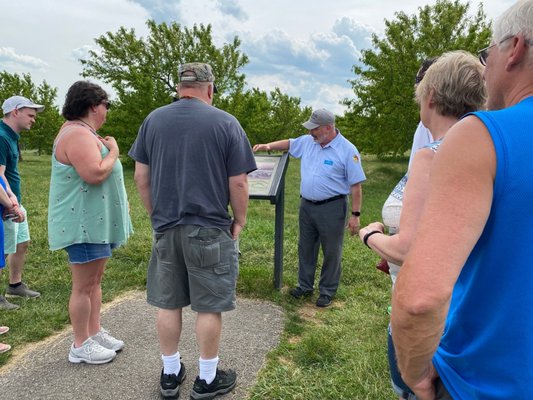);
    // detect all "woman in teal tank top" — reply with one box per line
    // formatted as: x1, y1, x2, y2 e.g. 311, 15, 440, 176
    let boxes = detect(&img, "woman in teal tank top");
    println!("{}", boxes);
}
48, 81, 132, 365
